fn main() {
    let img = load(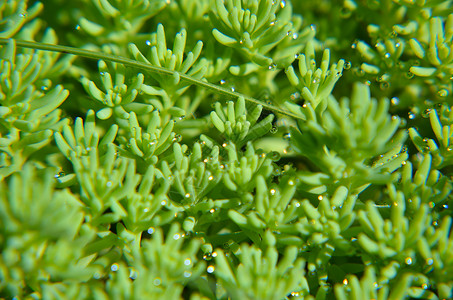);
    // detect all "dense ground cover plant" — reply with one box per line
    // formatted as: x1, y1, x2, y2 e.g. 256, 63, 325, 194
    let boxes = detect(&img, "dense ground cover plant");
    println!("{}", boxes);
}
0, 0, 452, 299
